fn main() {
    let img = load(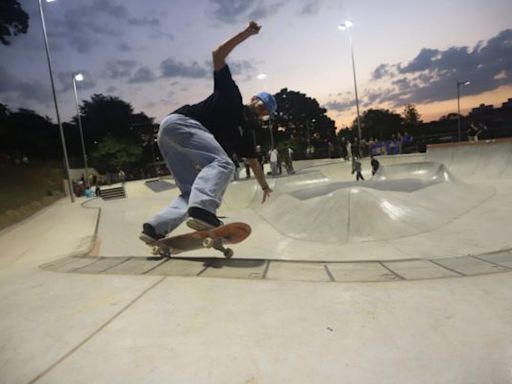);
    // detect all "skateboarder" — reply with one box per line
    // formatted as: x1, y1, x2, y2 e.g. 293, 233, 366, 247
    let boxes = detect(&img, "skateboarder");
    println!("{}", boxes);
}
140, 21, 275, 245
